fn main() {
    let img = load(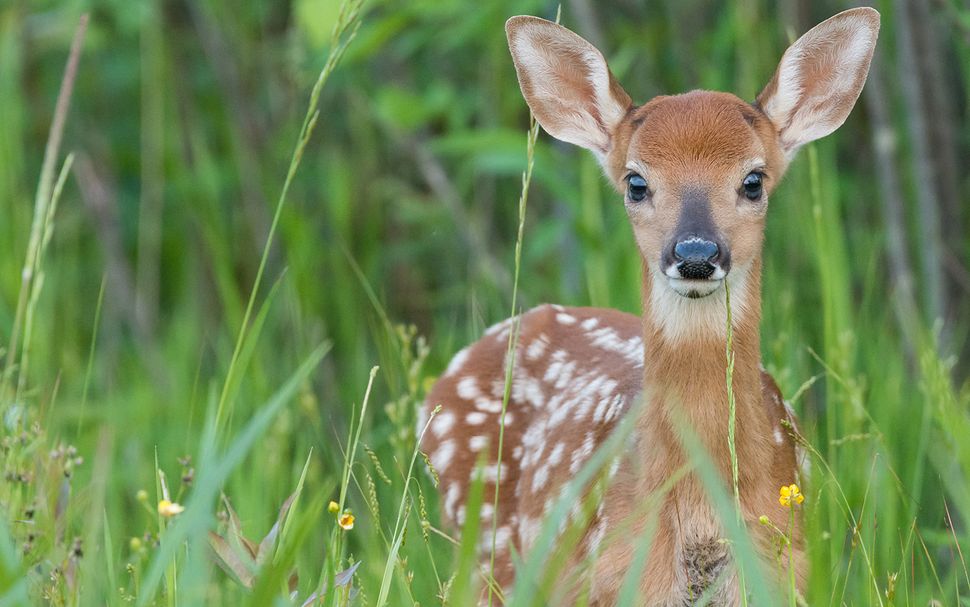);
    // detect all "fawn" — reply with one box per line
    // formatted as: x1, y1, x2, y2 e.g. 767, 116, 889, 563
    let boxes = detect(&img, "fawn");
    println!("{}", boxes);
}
420, 8, 879, 604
